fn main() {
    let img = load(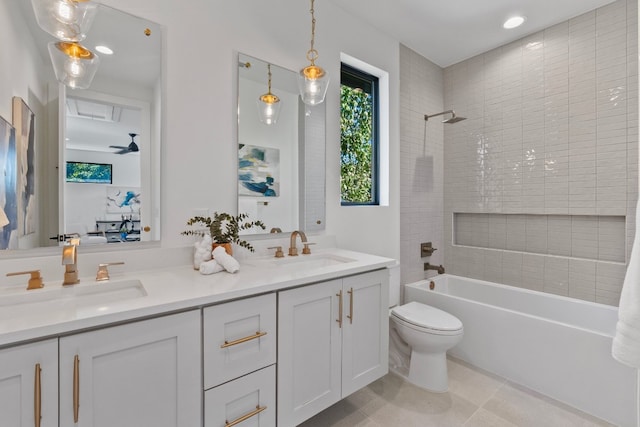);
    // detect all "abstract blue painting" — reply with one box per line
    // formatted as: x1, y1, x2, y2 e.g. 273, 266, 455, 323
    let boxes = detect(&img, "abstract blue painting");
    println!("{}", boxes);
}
238, 145, 280, 197
0, 115, 17, 249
